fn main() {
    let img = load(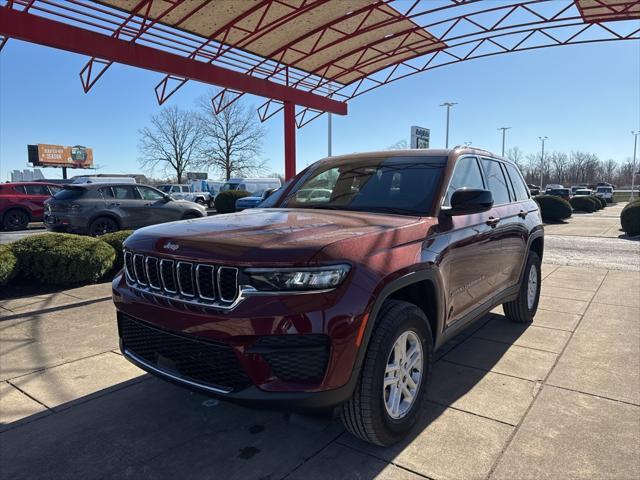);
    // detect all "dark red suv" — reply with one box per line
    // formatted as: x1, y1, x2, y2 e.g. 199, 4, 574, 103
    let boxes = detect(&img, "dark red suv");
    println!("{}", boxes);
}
112, 148, 543, 446
0, 182, 61, 230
